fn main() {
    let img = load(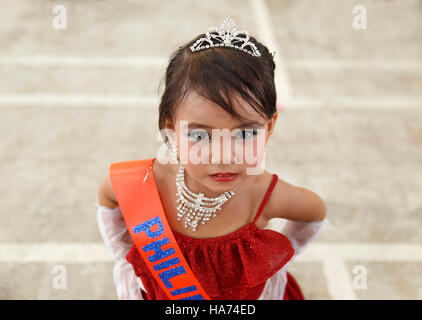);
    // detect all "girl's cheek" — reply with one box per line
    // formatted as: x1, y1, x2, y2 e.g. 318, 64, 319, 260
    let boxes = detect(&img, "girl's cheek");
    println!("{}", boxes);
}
181, 139, 212, 165
178, 136, 265, 167
243, 140, 259, 164
242, 135, 266, 170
